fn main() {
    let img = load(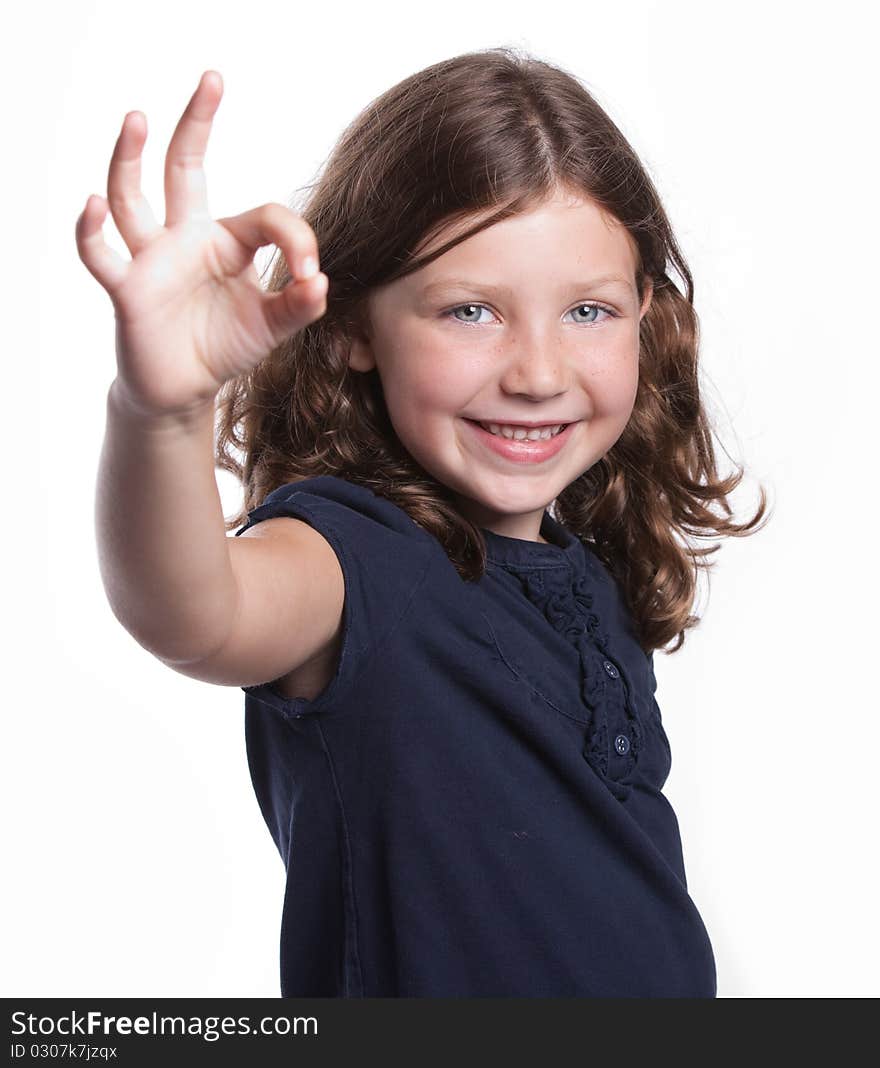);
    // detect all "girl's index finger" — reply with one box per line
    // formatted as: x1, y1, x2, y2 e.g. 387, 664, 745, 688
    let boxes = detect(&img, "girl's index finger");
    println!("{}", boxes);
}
163, 70, 224, 229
